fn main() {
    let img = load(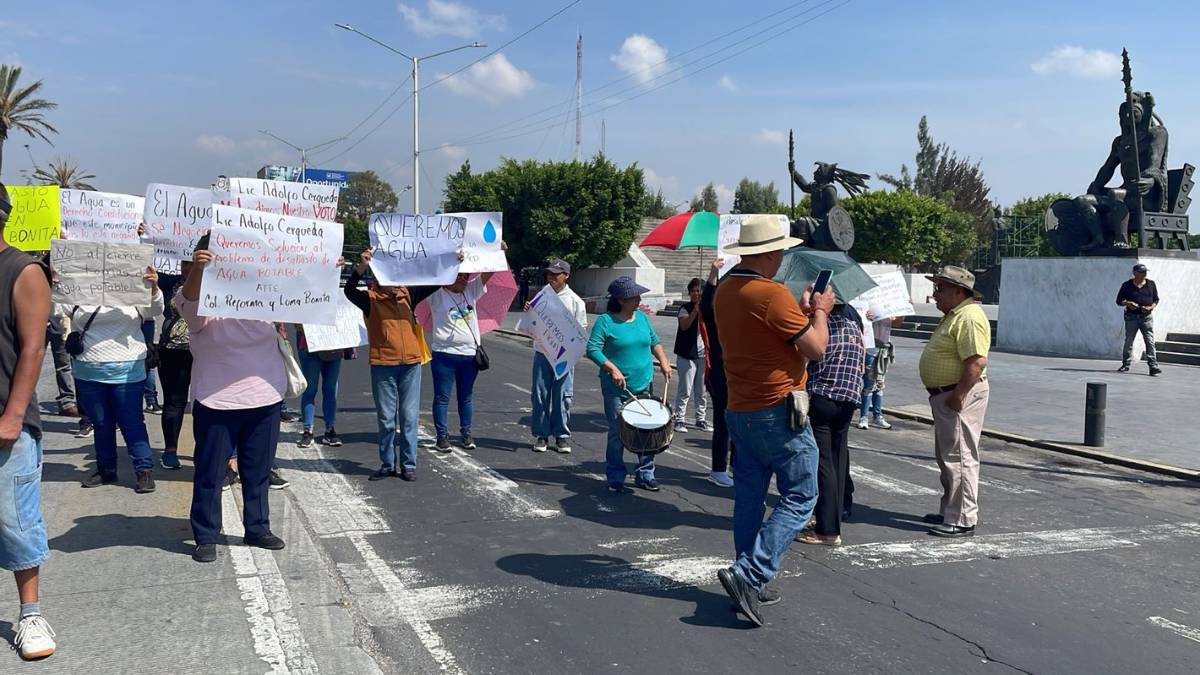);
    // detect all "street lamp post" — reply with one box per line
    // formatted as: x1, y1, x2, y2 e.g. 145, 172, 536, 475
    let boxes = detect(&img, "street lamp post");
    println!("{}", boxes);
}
257, 130, 346, 178
335, 23, 485, 212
